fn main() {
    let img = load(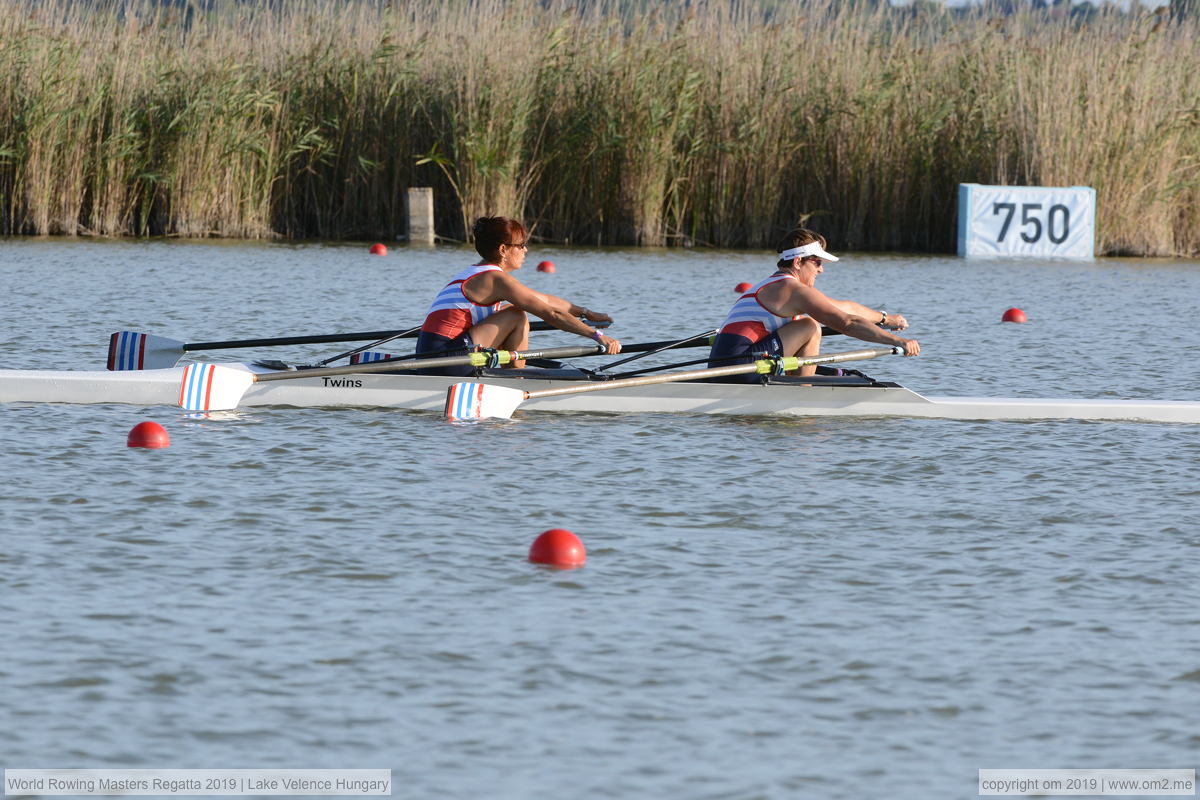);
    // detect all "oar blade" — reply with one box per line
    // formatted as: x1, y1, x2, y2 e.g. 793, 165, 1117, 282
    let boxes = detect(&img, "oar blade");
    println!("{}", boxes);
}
179, 363, 256, 411
349, 352, 395, 364
445, 382, 526, 421
108, 331, 187, 370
